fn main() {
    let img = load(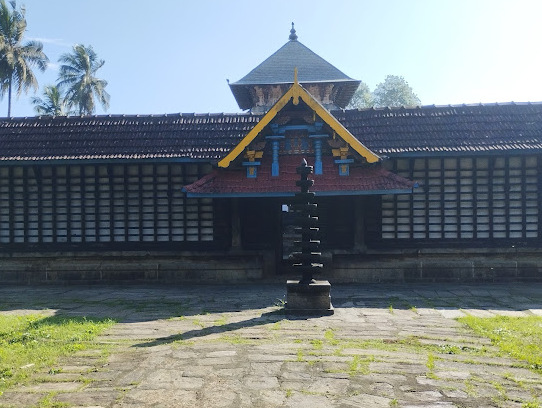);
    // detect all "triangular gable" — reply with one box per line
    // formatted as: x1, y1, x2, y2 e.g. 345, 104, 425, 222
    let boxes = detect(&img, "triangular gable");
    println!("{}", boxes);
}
217, 80, 380, 168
